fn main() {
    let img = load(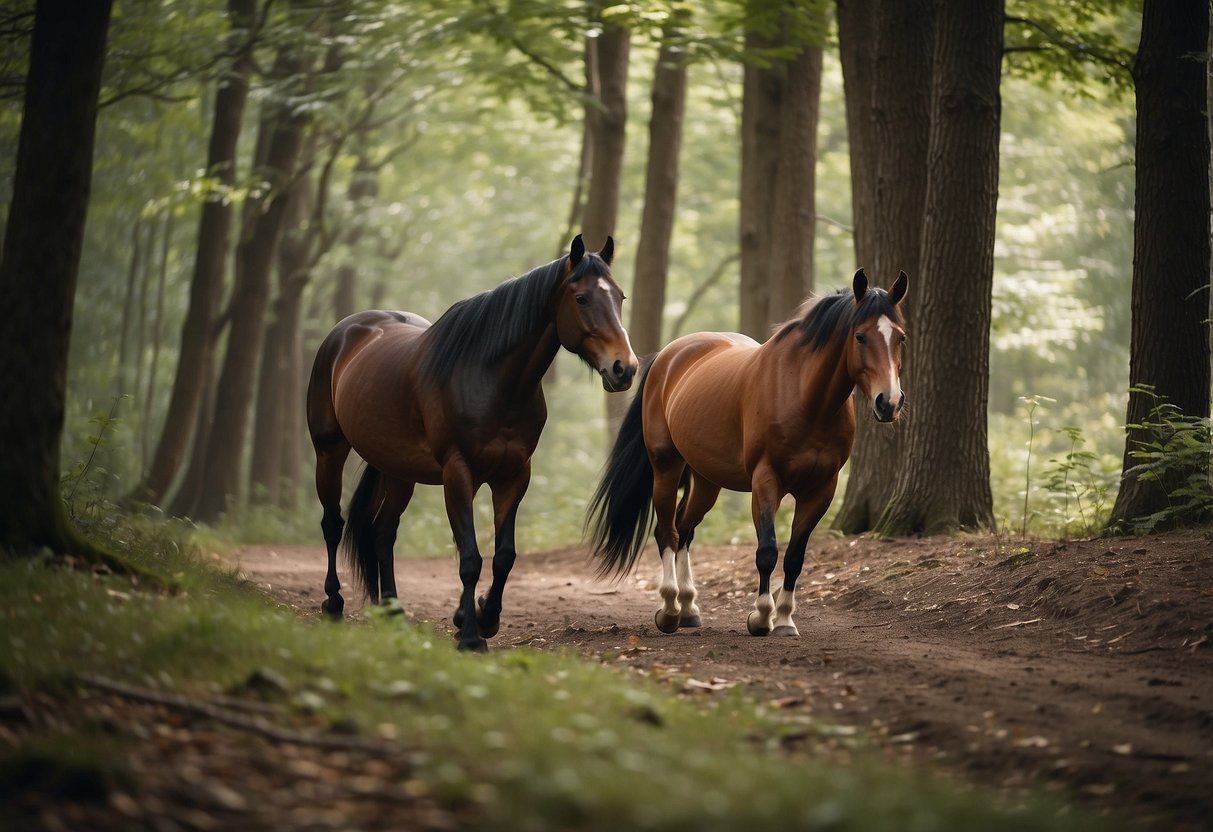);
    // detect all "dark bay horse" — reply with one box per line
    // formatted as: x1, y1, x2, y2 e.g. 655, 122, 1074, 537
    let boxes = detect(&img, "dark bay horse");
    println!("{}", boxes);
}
308, 236, 638, 650
587, 269, 907, 637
